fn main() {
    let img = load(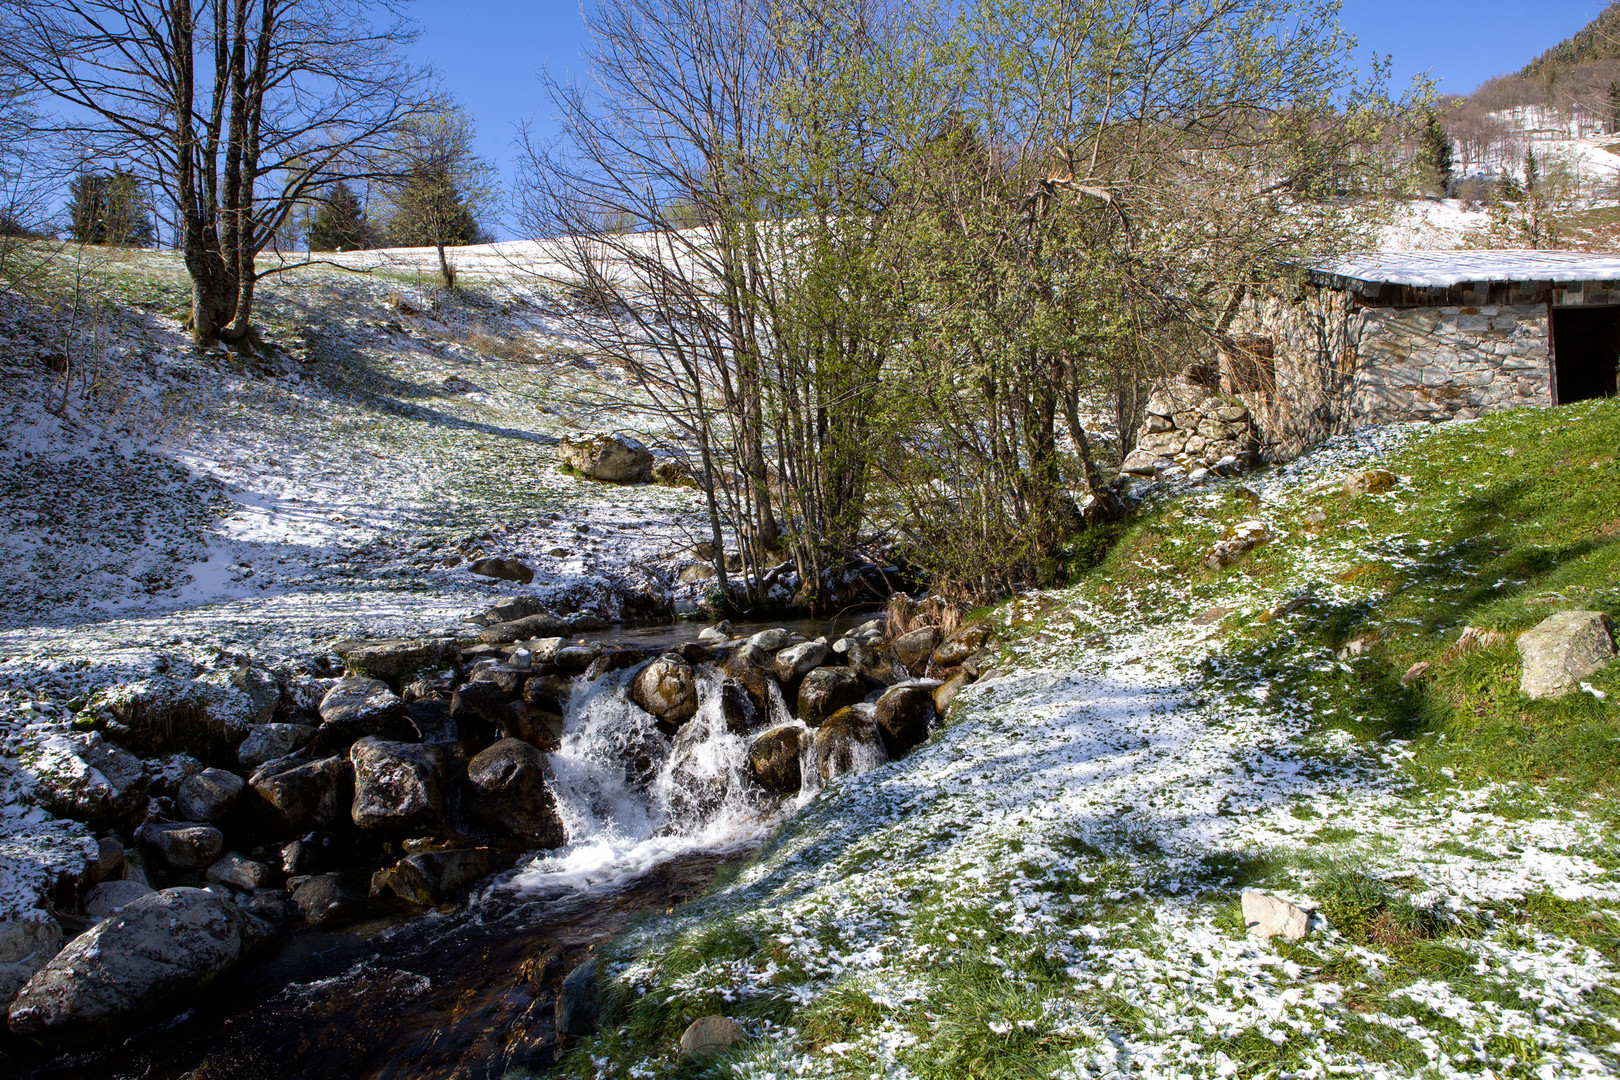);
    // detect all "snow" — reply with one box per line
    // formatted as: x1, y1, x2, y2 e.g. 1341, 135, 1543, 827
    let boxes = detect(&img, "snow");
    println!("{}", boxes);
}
1316, 249, 1620, 288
